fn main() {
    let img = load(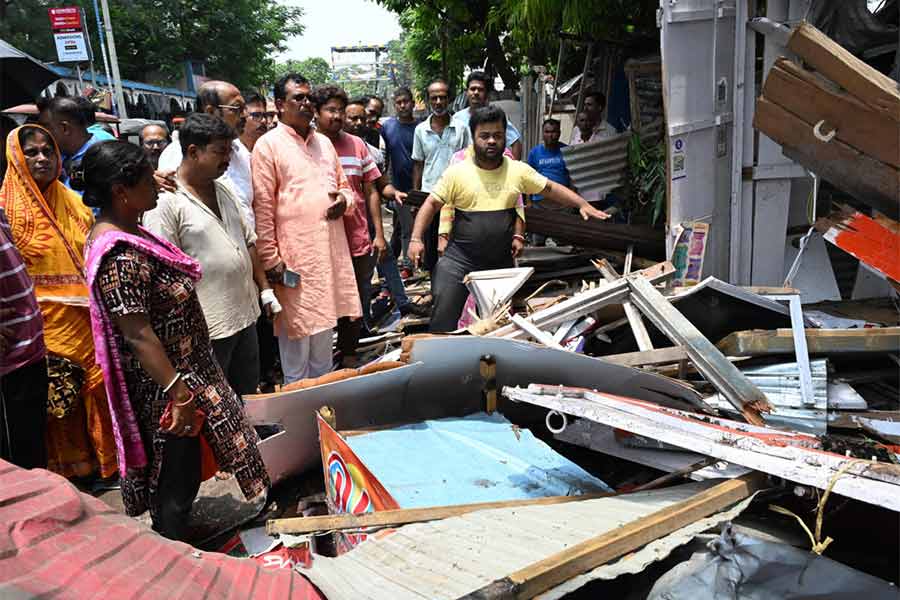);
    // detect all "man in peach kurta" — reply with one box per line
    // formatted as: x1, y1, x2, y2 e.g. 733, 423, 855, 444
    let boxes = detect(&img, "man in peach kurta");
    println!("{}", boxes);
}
251, 73, 361, 383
